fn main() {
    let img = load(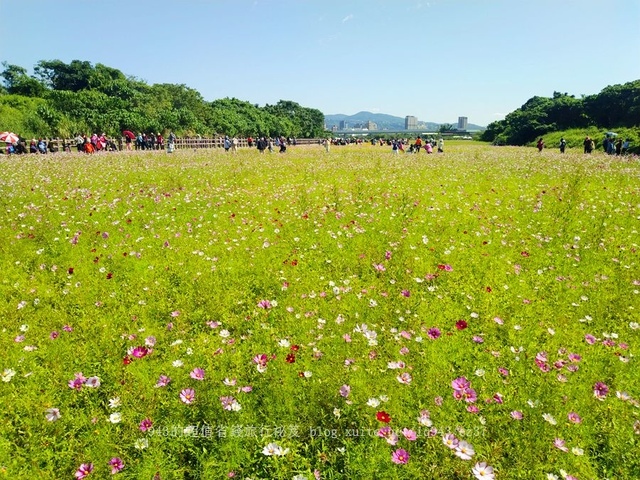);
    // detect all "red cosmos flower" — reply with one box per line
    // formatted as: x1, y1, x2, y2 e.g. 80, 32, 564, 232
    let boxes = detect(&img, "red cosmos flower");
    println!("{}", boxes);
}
68, 267, 74, 274
485, 286, 492, 293
455, 320, 468, 330
290, 344, 300, 352
376, 411, 391, 423
520, 251, 530, 257
286, 353, 296, 364
106, 272, 113, 279
123, 356, 132, 365
437, 264, 446, 270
